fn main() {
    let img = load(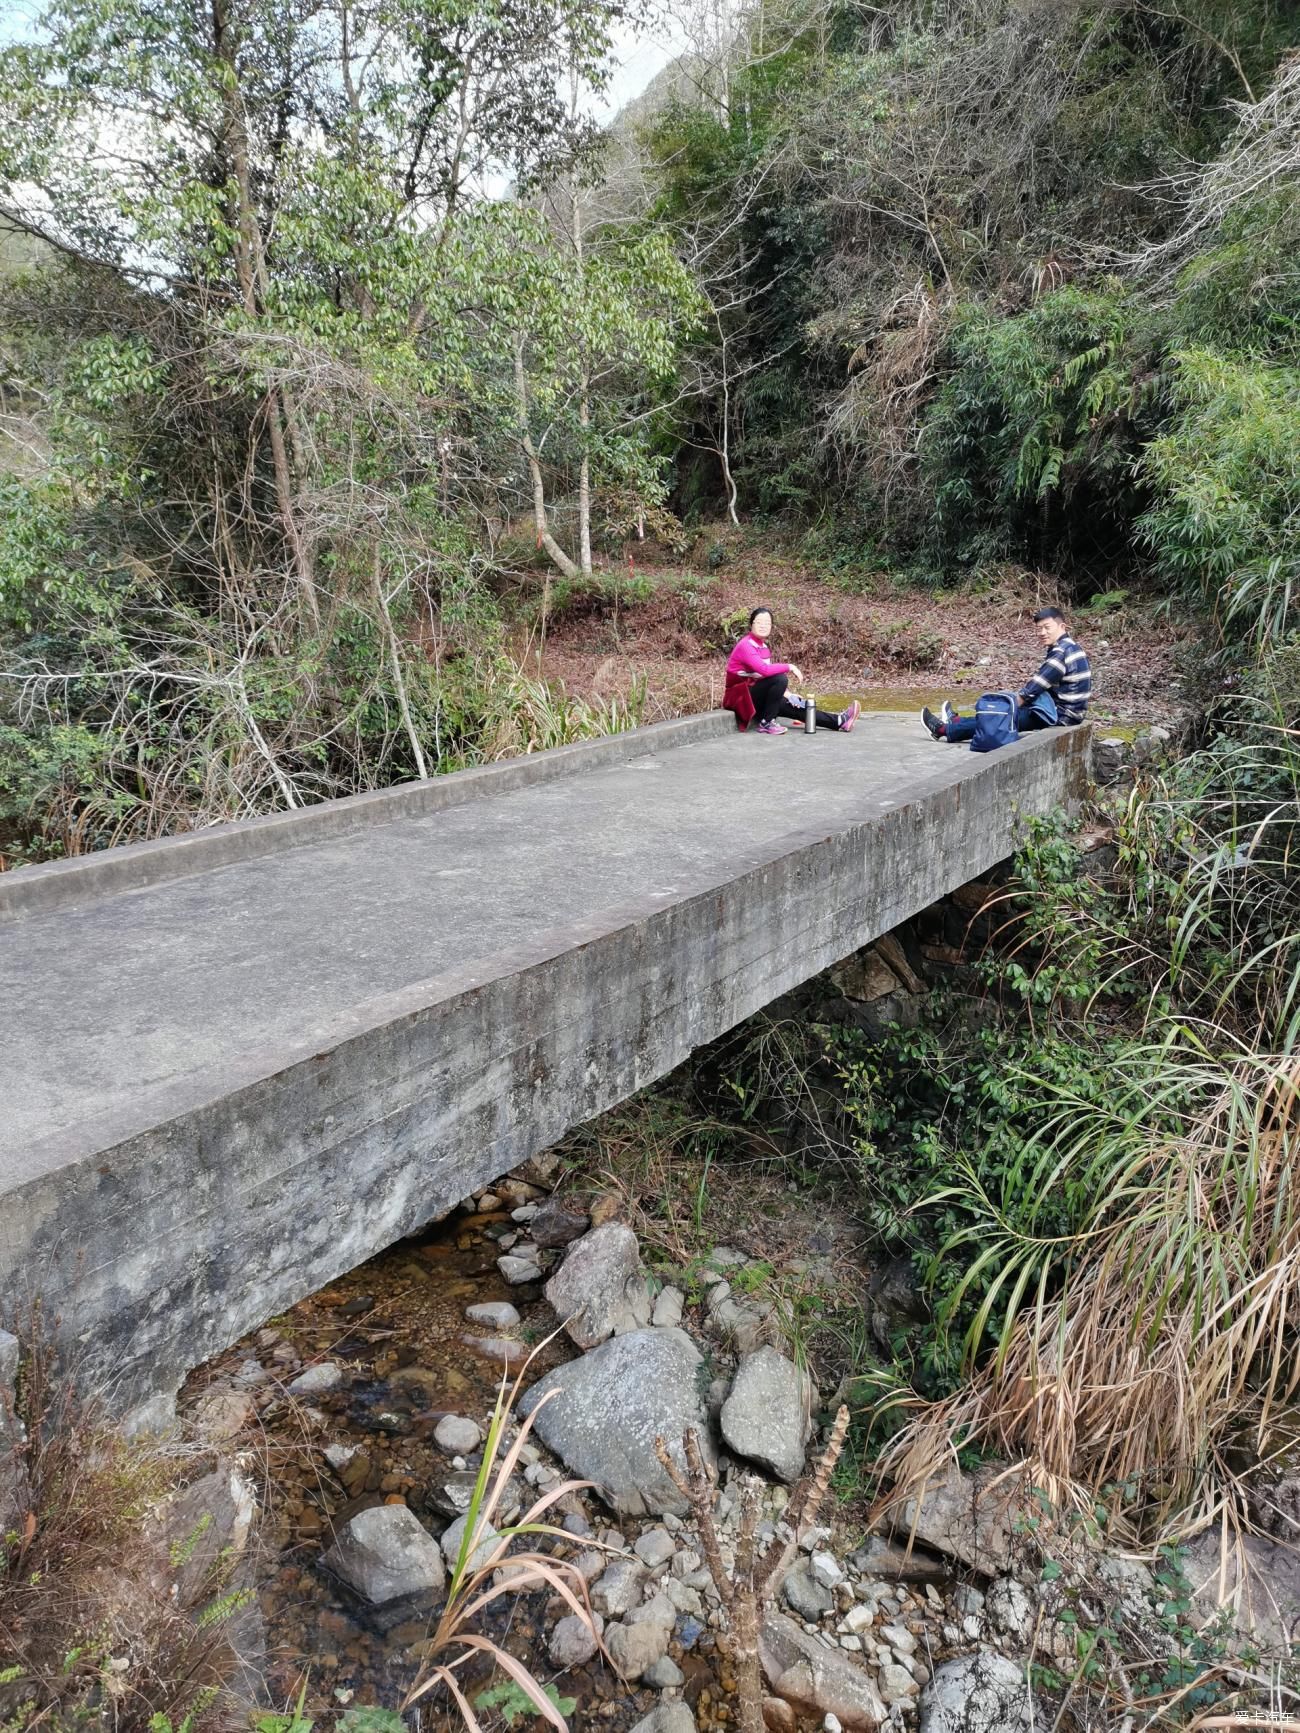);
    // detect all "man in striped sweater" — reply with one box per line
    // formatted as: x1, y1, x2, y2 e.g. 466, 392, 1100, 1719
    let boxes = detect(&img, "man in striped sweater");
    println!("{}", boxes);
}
922, 608, 1091, 741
